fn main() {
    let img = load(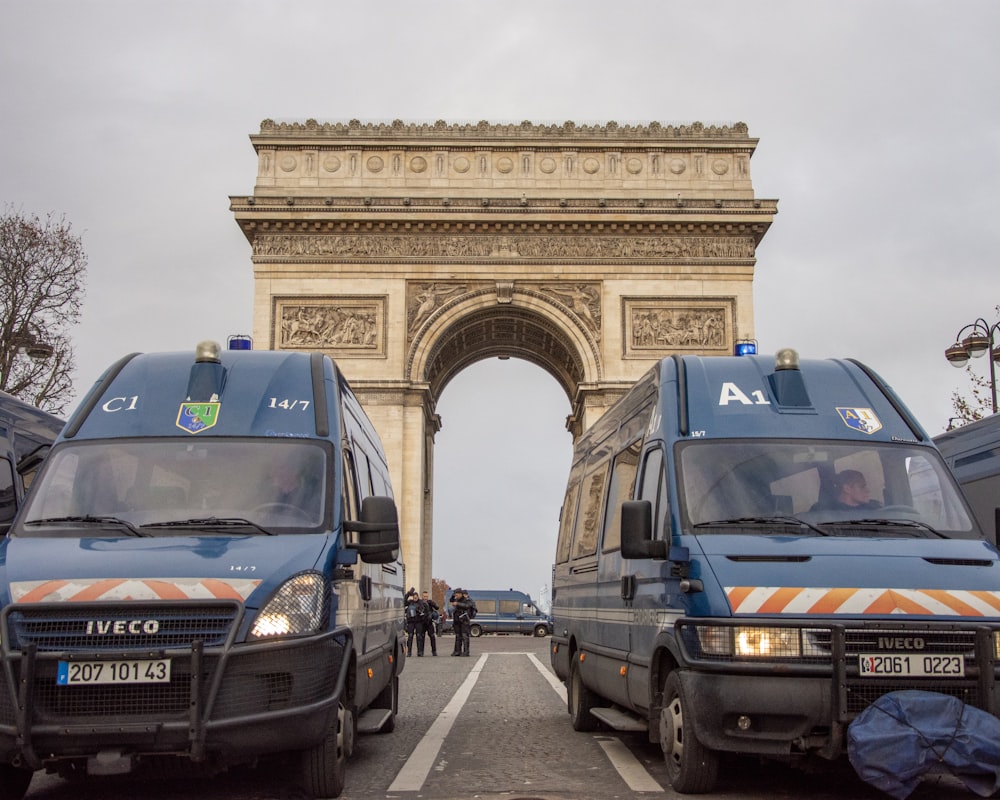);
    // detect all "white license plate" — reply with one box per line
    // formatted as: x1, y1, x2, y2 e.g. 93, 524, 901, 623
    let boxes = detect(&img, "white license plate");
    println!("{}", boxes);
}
858, 653, 964, 678
57, 659, 171, 686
